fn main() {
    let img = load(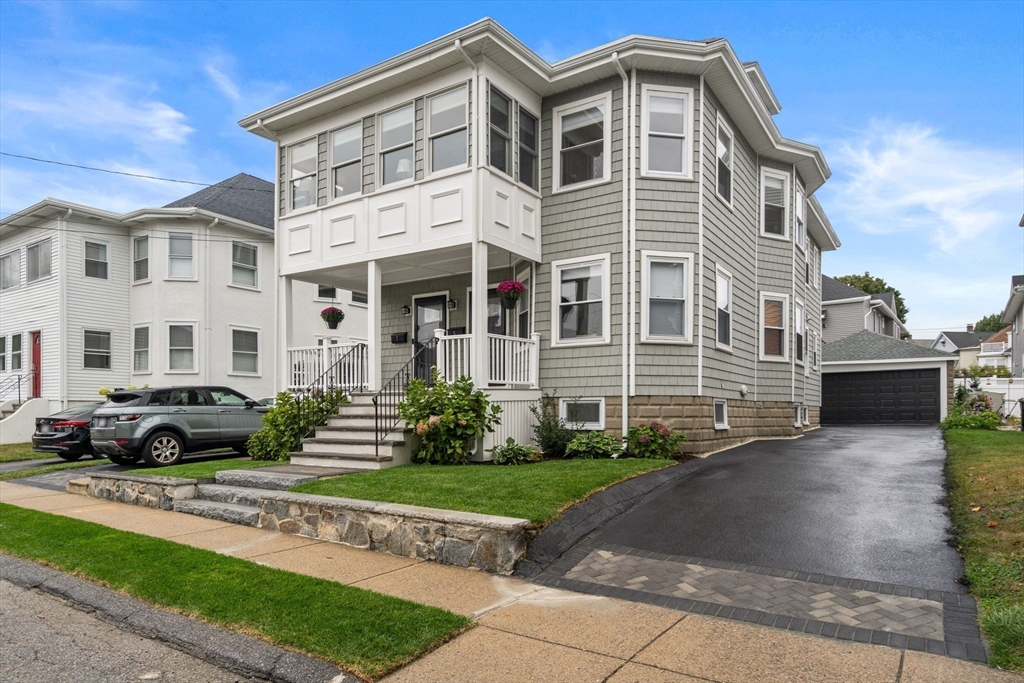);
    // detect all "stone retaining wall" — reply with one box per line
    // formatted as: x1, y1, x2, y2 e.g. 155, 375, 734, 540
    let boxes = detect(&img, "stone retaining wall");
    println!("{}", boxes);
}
257, 491, 529, 575
88, 473, 197, 511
